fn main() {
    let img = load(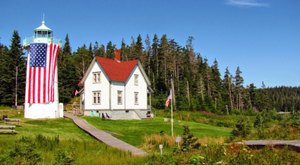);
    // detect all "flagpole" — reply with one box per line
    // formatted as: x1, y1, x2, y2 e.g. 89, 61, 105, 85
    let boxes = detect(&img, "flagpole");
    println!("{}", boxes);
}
171, 89, 173, 136
170, 77, 175, 136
